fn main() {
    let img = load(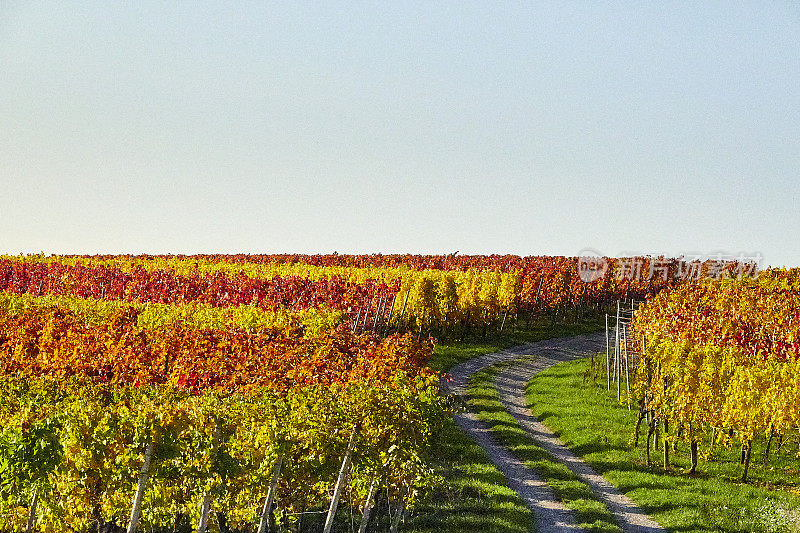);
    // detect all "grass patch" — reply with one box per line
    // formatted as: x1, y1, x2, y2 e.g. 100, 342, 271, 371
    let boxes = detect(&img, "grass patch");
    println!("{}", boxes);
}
526, 357, 800, 533
404, 414, 533, 533
429, 314, 604, 373
468, 360, 621, 532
